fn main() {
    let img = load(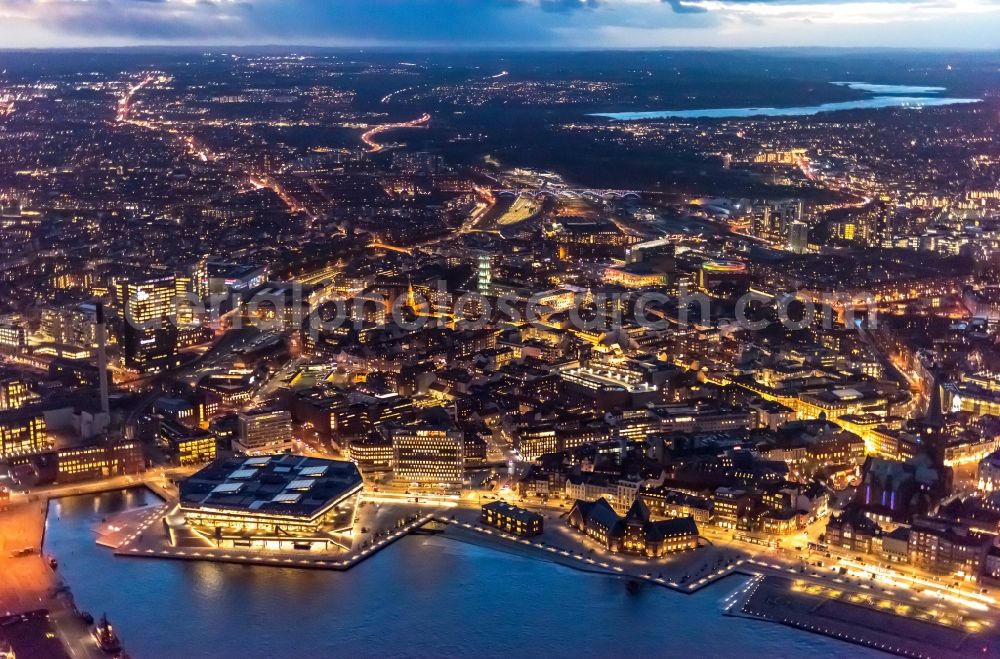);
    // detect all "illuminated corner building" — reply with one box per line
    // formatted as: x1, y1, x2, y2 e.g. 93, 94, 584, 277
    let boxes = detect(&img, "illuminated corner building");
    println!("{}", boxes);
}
908, 516, 992, 579
0, 323, 26, 351
0, 408, 50, 459
346, 432, 394, 474
158, 419, 217, 466
638, 487, 713, 525
117, 275, 180, 373
392, 424, 464, 487
235, 409, 293, 455
515, 425, 558, 462
177, 455, 363, 553
481, 501, 543, 537
0, 377, 36, 411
